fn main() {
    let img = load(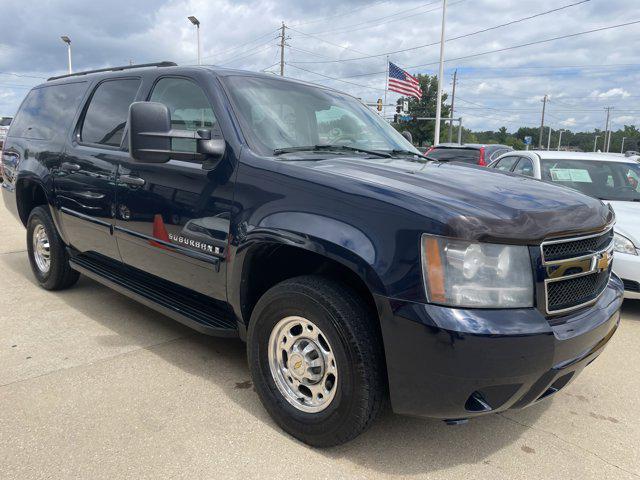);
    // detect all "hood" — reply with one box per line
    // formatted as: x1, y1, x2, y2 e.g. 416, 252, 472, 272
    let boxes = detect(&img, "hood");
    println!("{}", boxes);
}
292, 157, 613, 244
607, 201, 640, 247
